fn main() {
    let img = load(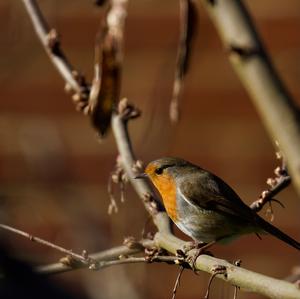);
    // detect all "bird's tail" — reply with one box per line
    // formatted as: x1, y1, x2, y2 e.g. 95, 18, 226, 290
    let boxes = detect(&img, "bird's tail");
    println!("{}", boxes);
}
255, 215, 300, 250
